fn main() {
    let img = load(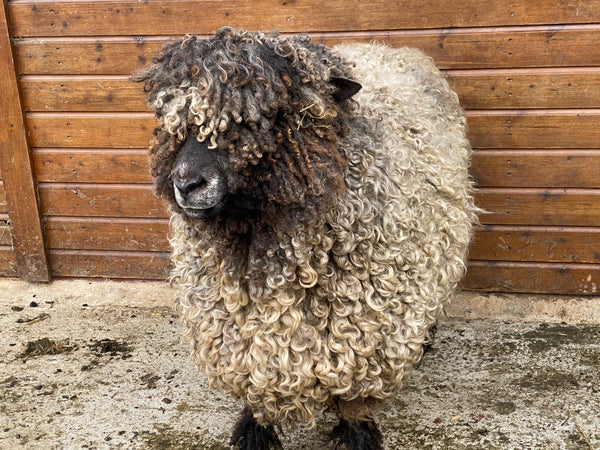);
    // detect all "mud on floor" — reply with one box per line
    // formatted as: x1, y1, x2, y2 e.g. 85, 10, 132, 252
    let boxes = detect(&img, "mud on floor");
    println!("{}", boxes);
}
1, 291, 599, 449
